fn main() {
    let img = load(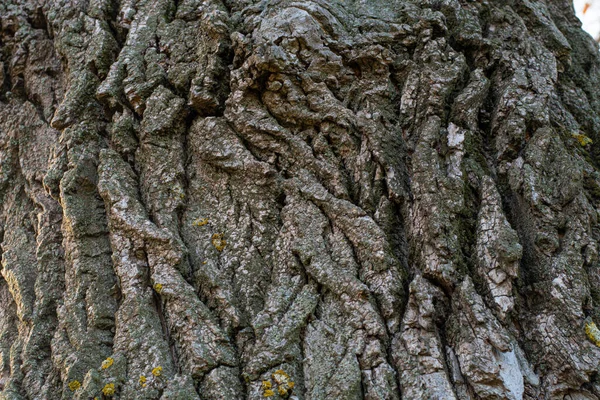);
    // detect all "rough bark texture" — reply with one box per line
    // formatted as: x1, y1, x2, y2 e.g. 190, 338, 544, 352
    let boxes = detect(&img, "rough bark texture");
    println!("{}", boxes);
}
1, 0, 600, 399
